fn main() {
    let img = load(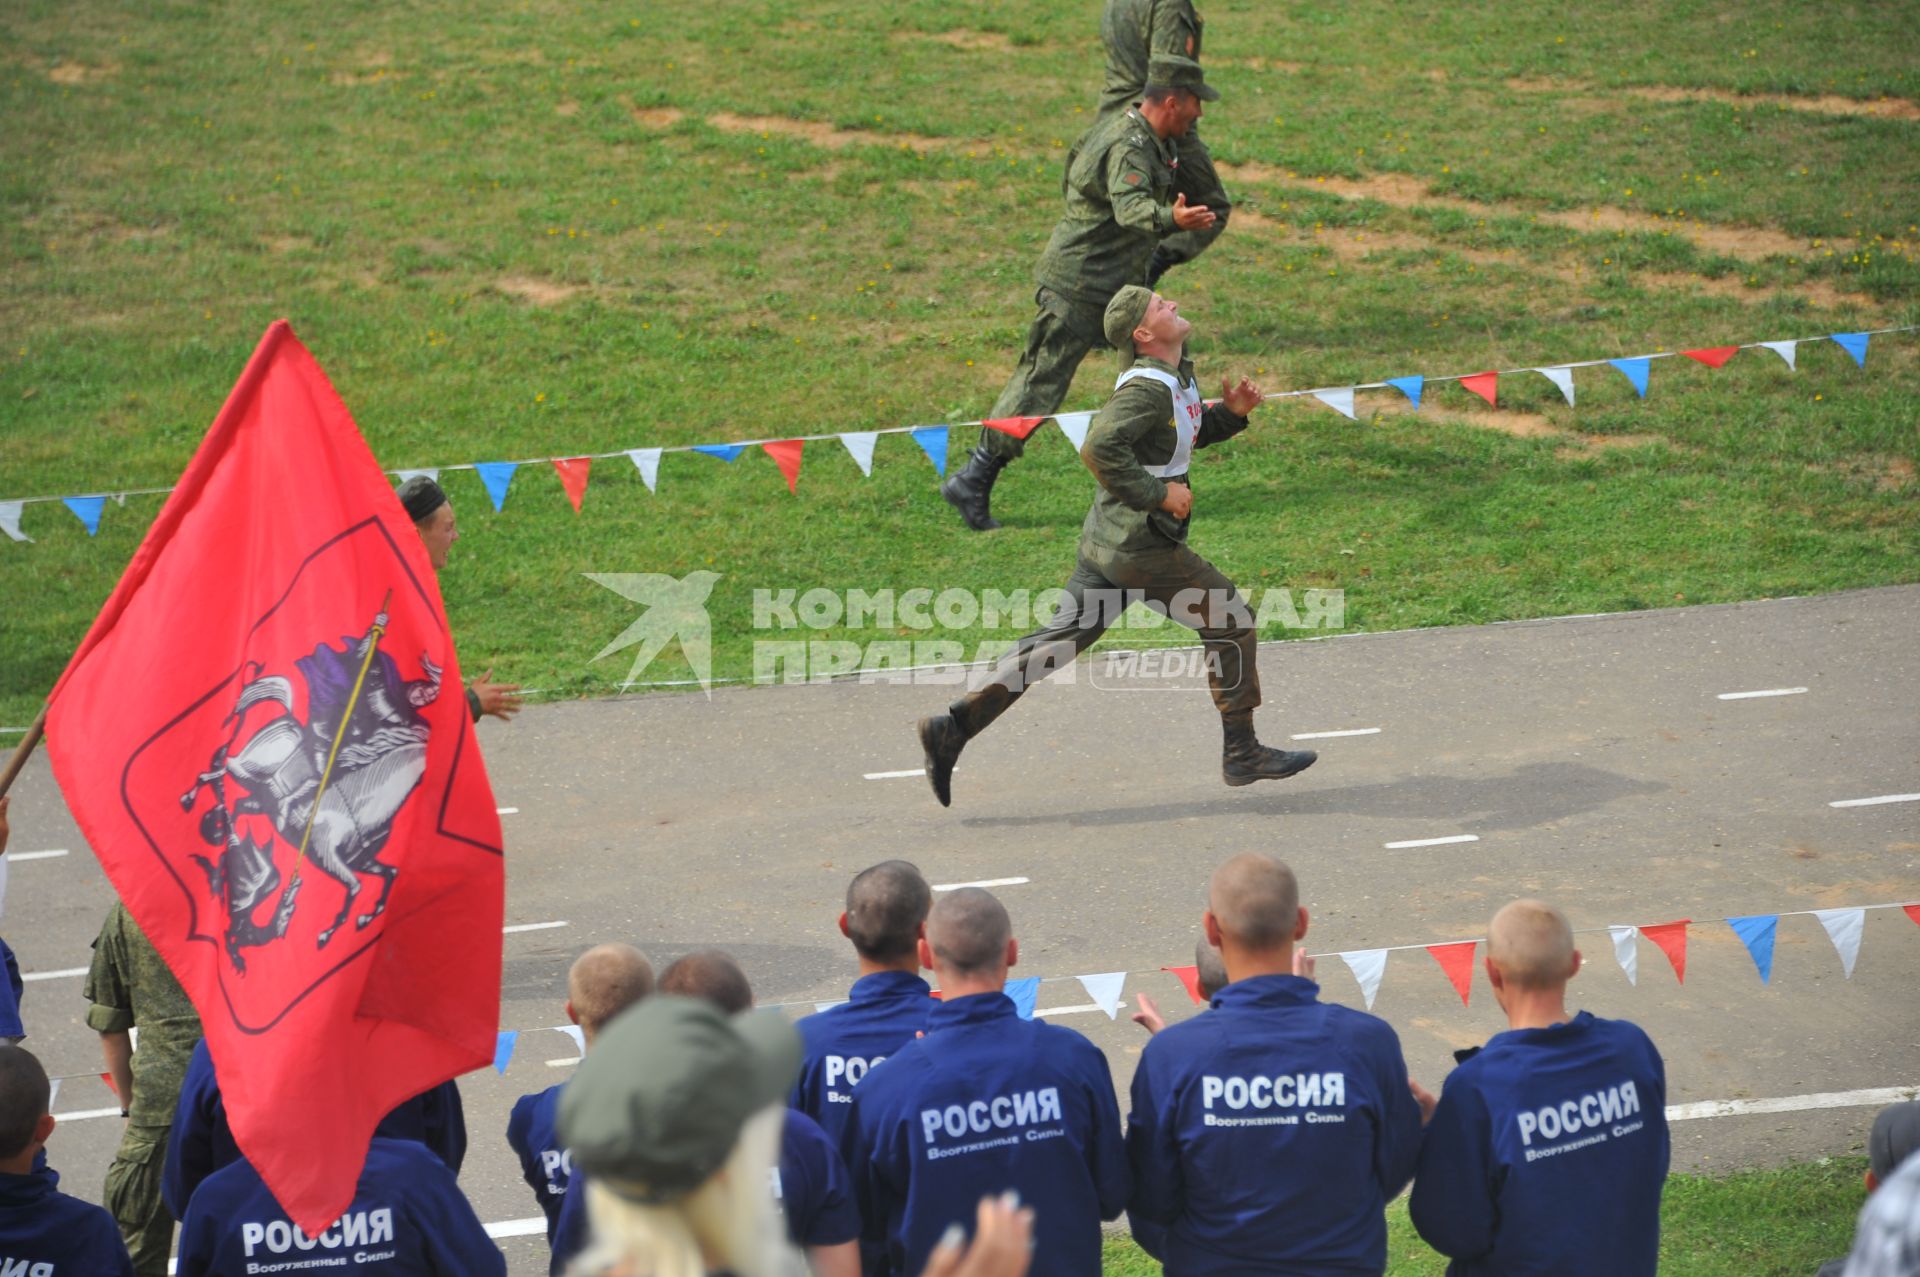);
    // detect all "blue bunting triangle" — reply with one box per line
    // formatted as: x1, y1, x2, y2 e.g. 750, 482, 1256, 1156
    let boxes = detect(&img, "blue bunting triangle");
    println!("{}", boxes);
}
911, 426, 950, 477
62, 495, 106, 536
1385, 376, 1424, 409
1727, 915, 1778, 984
492, 1030, 519, 1074
474, 462, 517, 512
693, 444, 745, 463
1005, 977, 1040, 1020
1608, 357, 1651, 398
1829, 332, 1870, 368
